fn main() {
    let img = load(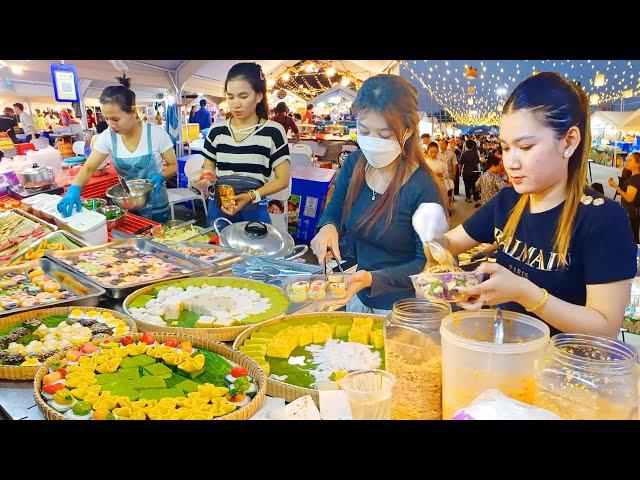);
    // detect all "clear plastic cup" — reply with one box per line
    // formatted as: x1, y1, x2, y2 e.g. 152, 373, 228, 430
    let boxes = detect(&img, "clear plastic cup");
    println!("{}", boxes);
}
339, 370, 396, 420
